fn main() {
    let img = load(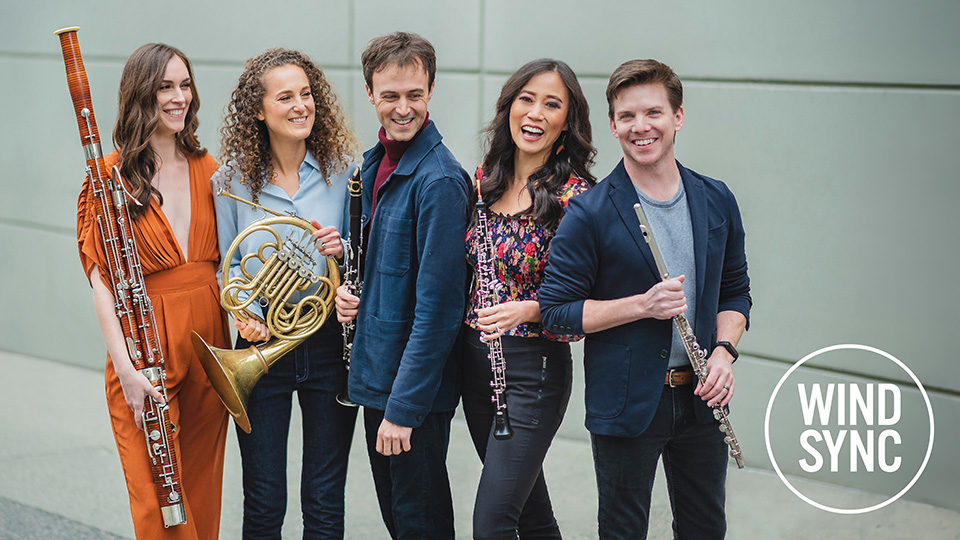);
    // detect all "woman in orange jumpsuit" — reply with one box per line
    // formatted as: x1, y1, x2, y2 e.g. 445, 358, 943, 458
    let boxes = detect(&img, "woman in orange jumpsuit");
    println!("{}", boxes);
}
77, 43, 229, 539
